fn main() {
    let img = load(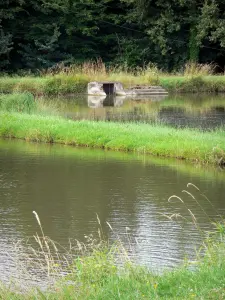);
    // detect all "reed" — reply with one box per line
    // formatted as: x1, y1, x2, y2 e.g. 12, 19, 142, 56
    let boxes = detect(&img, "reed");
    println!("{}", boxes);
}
0, 111, 224, 165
